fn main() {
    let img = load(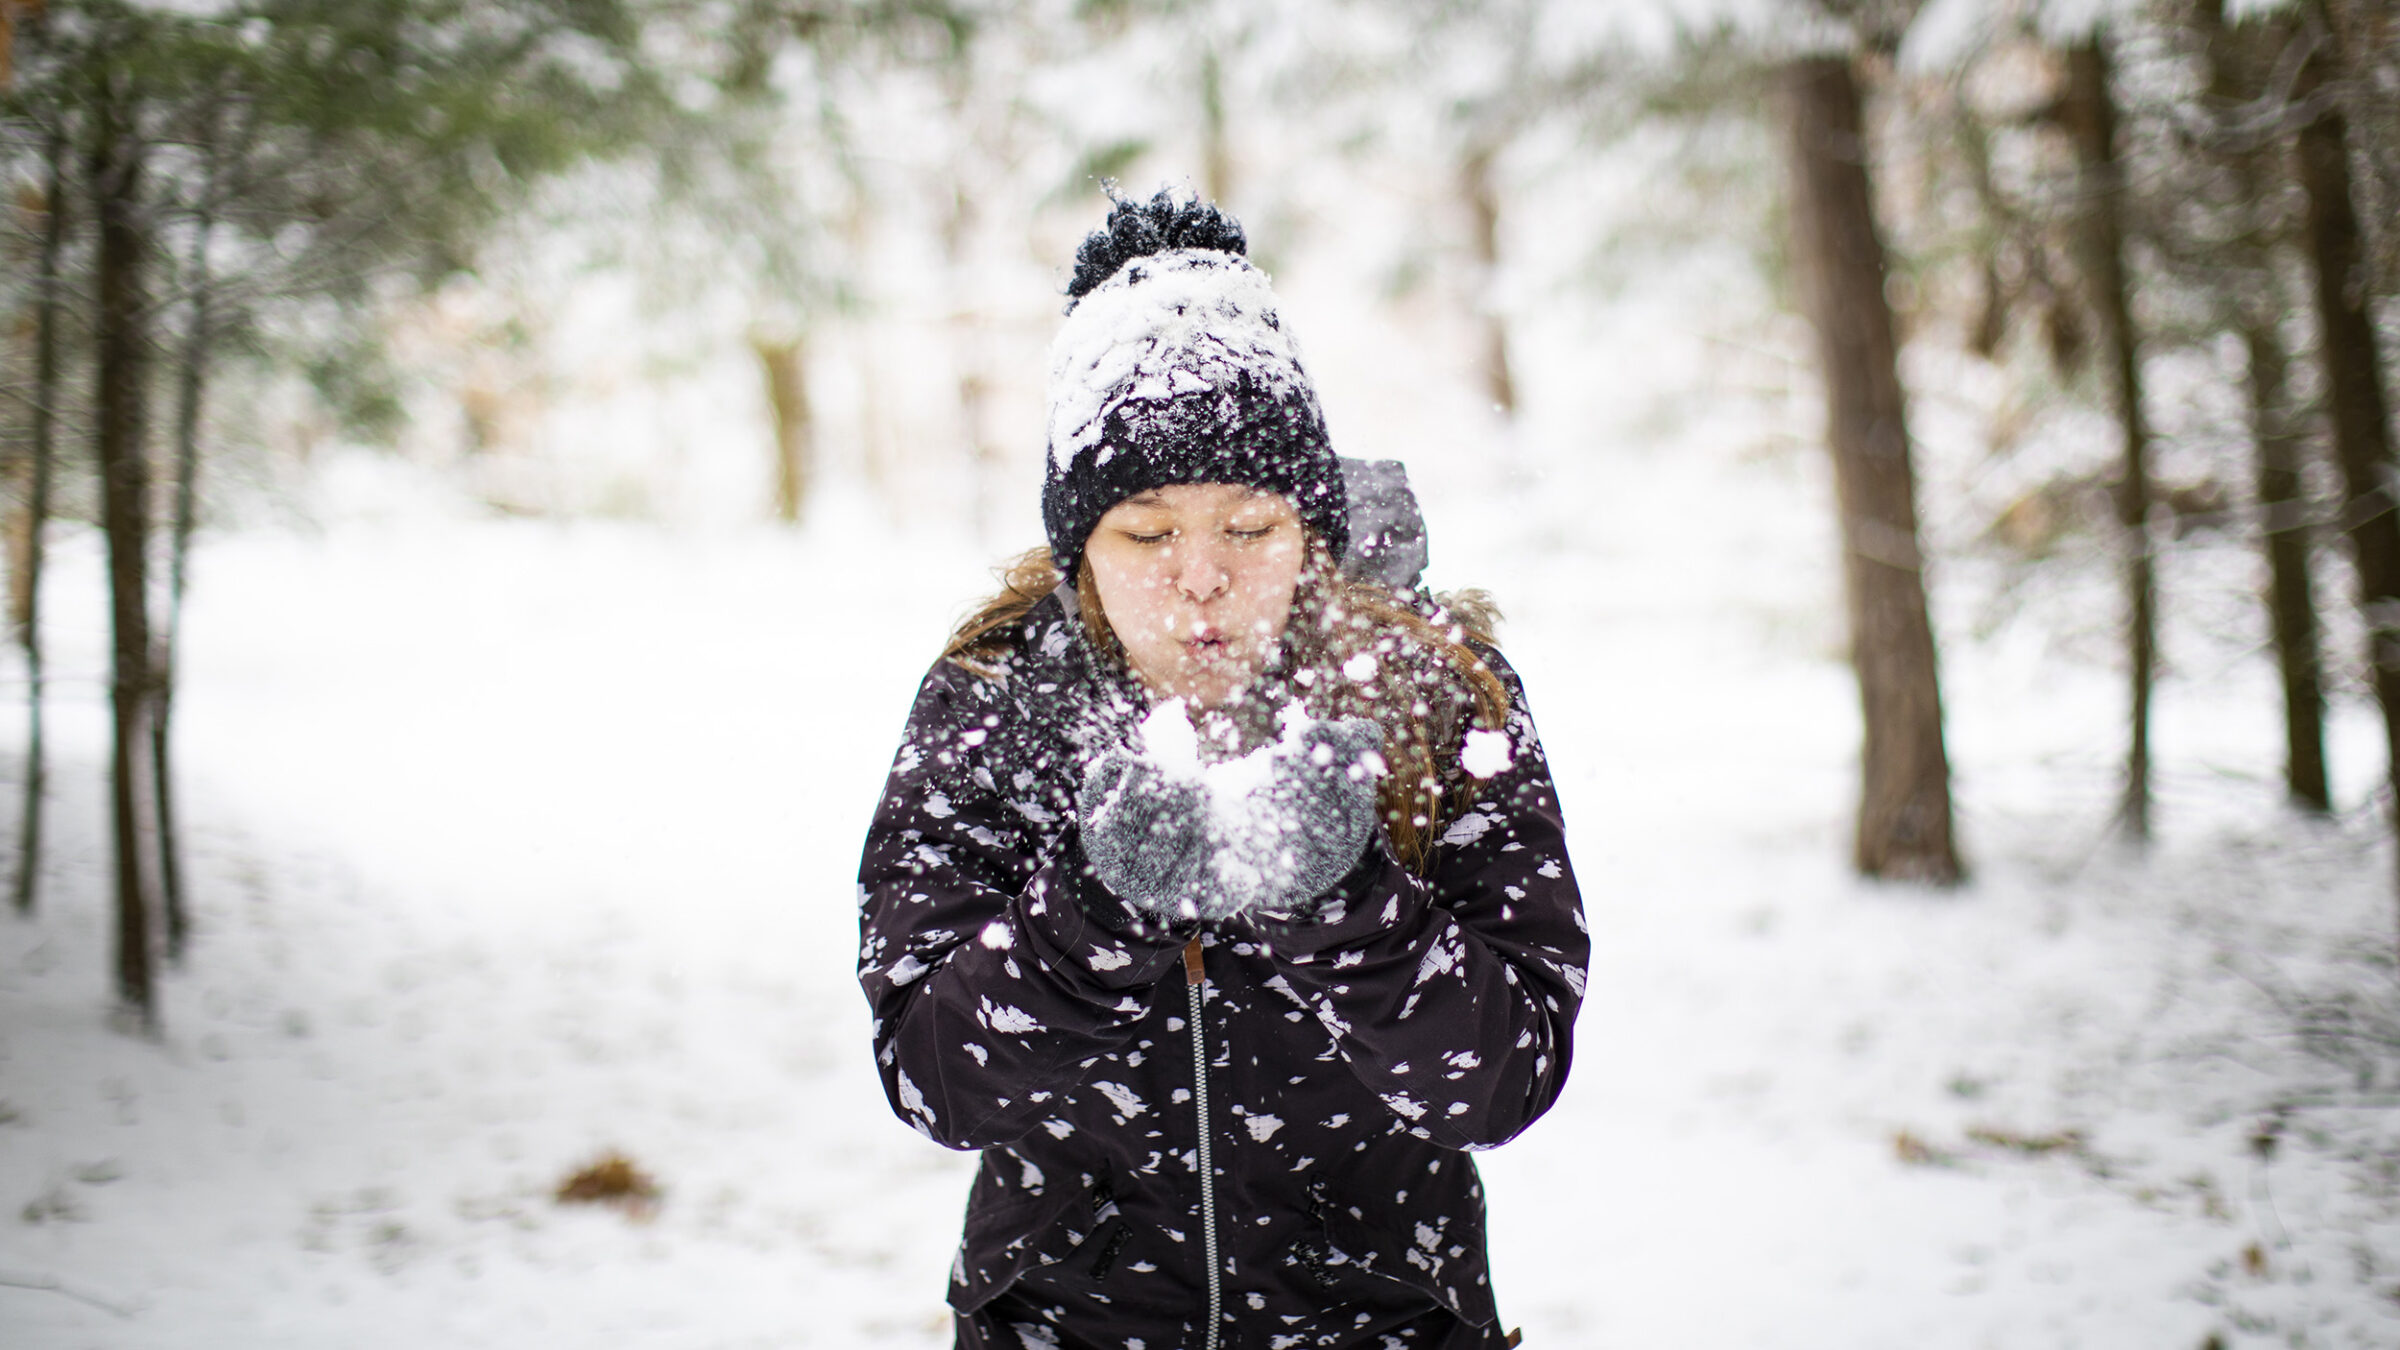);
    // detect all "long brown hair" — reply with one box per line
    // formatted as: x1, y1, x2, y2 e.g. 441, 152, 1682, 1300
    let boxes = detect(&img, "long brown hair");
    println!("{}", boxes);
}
945, 538, 1510, 873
